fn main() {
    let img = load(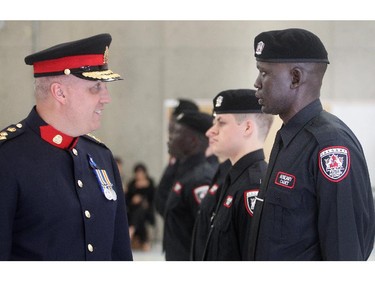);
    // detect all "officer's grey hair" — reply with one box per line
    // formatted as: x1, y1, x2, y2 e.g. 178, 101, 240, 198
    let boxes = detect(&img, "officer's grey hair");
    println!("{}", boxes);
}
234, 113, 274, 142
34, 75, 70, 101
